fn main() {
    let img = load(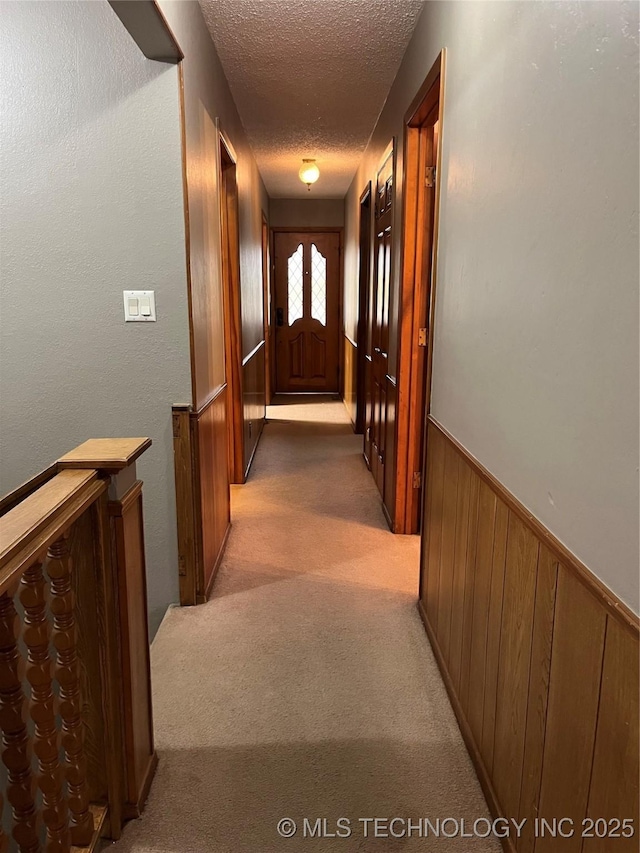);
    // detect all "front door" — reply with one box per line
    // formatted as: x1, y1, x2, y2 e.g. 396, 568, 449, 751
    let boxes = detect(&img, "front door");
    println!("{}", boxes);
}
274, 231, 340, 393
